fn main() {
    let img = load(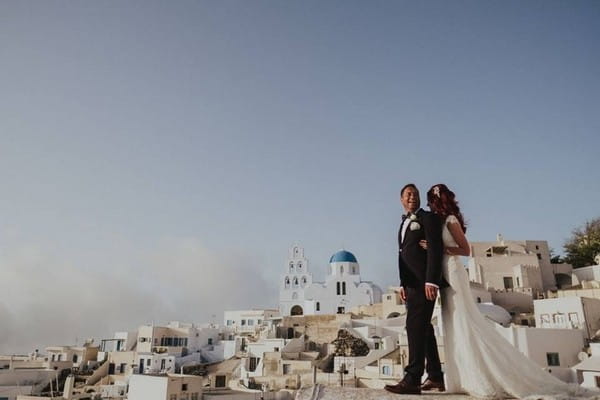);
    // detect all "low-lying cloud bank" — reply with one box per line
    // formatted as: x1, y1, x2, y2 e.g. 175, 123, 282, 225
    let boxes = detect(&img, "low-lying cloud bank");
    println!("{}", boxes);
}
0, 238, 275, 354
